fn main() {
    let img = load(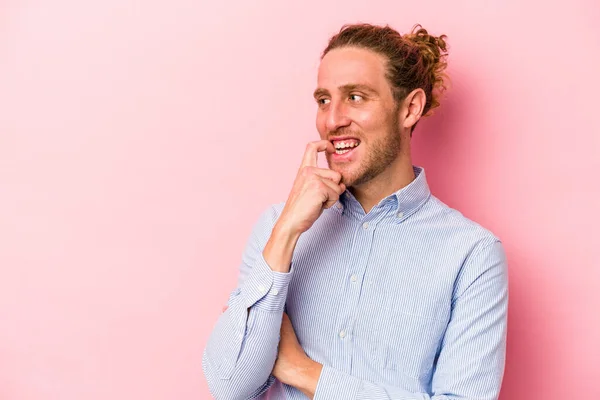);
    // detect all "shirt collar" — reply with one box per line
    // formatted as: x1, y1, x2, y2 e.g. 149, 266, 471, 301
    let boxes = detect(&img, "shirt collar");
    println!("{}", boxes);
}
337, 166, 431, 220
